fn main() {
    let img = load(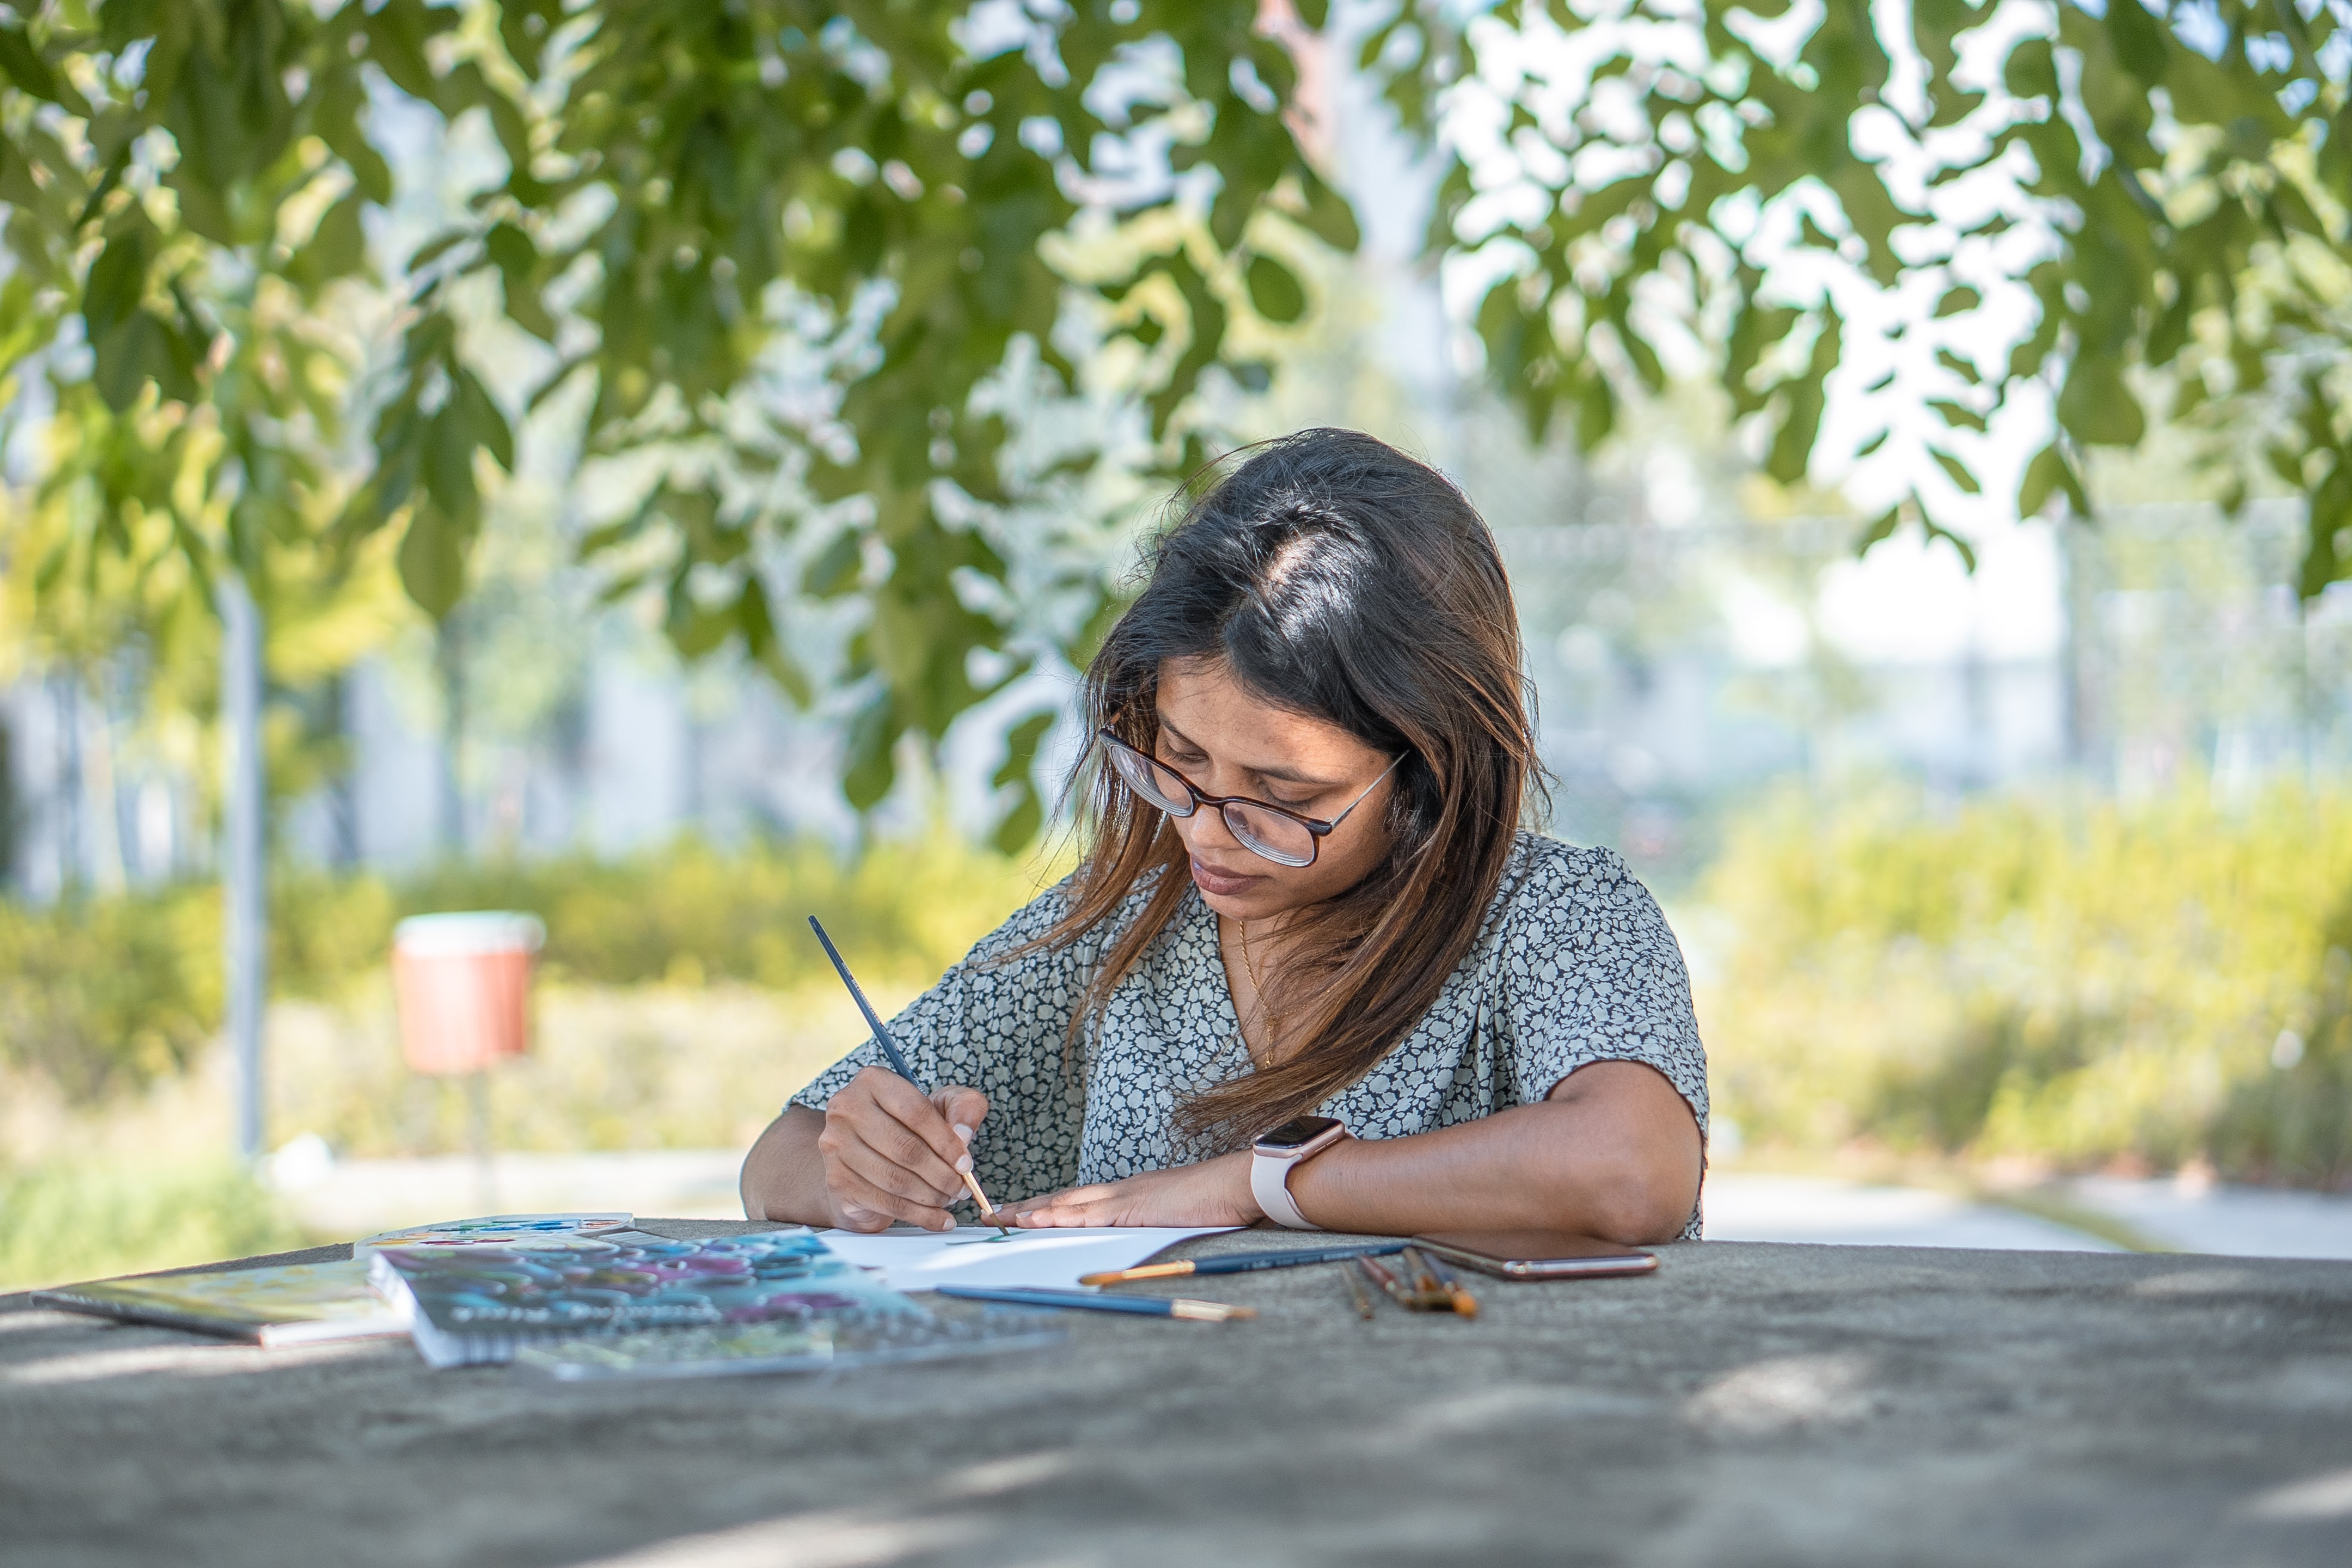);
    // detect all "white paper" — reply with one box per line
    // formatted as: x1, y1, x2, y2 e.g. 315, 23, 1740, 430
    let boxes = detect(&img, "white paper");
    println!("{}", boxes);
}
815, 1226, 1237, 1292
